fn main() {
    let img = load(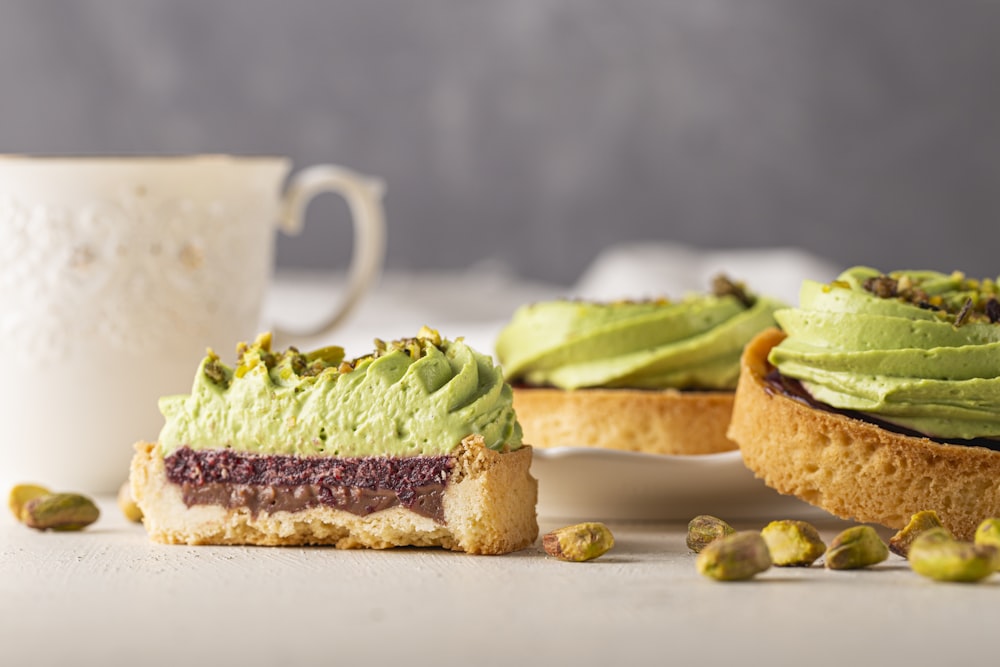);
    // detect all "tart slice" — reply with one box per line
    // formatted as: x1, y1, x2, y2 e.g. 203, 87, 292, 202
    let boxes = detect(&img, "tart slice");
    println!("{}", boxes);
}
130, 328, 538, 554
